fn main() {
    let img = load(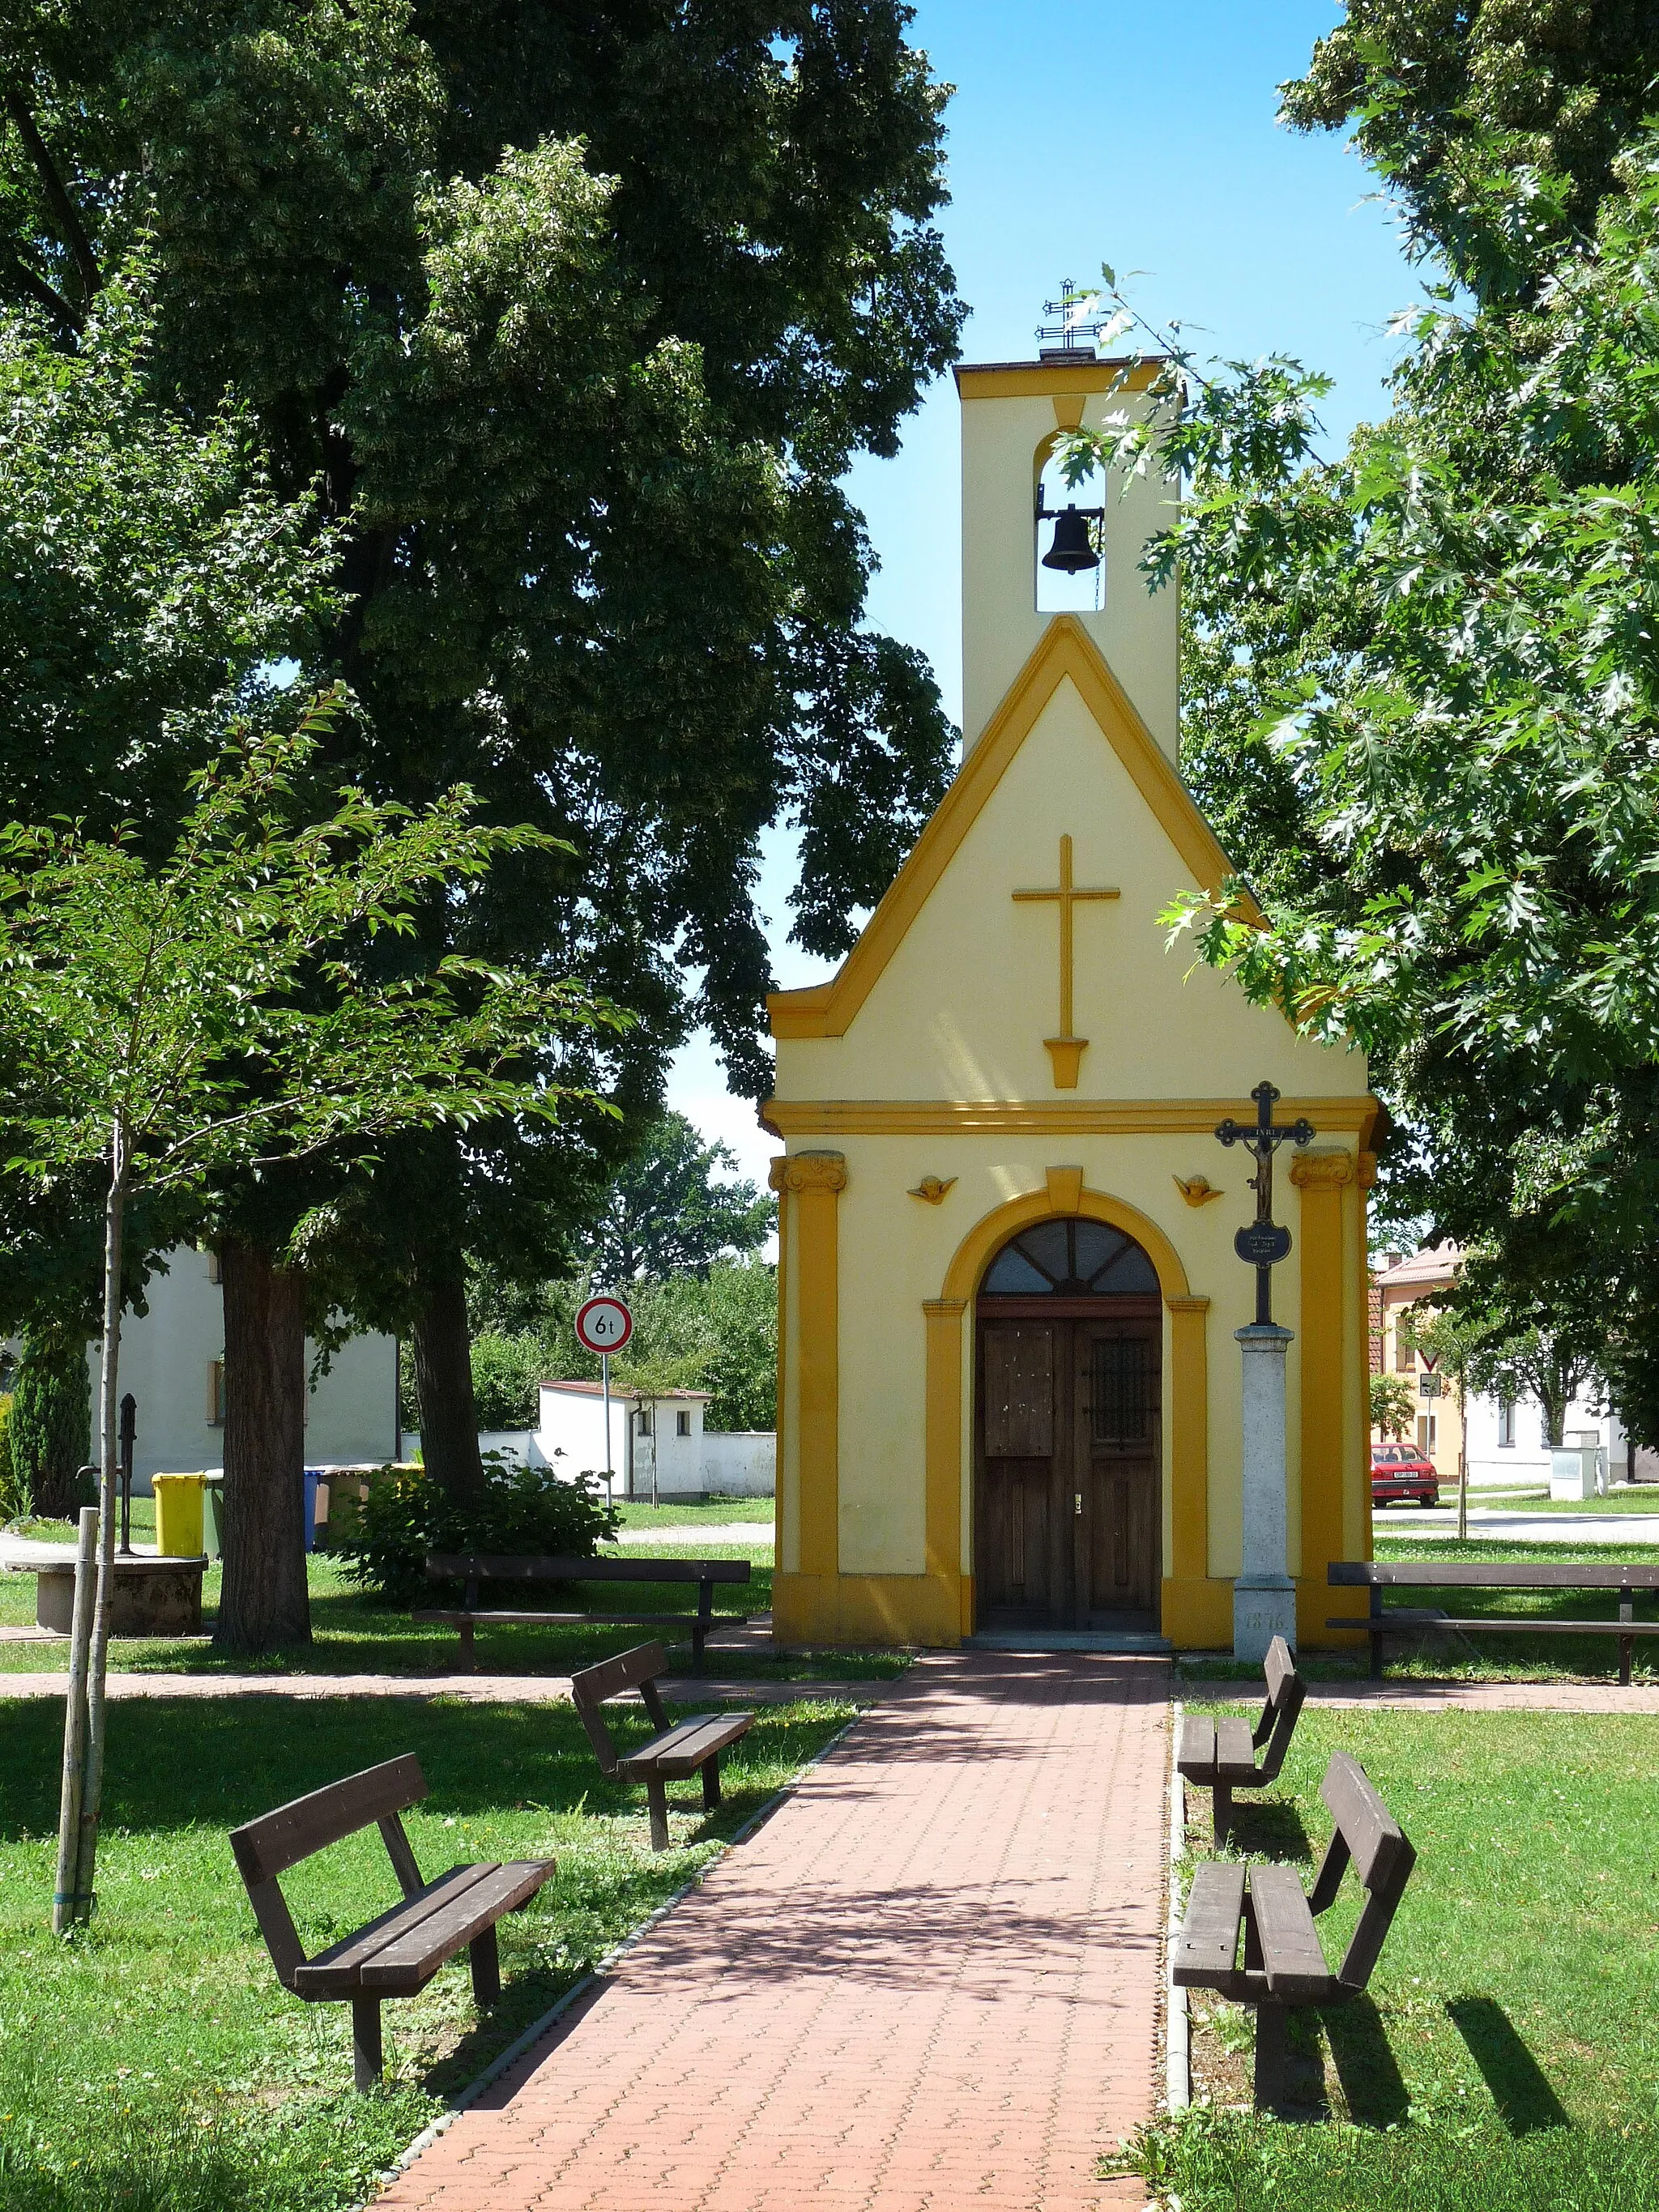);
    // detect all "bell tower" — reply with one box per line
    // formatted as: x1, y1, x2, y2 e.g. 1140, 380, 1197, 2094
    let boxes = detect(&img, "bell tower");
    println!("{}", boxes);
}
954, 290, 1179, 761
